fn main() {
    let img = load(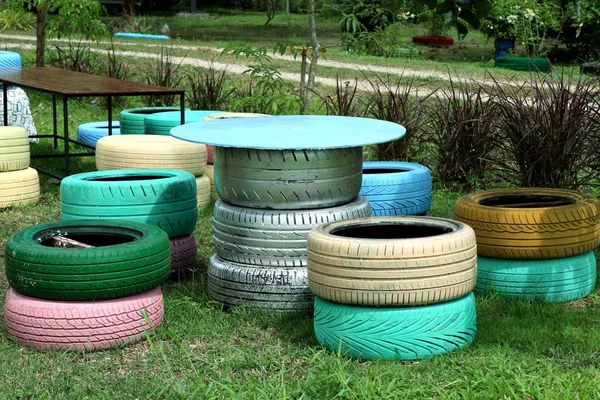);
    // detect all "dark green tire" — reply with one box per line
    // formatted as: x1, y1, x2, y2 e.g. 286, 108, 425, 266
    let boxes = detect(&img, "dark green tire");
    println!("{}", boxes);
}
119, 107, 184, 135
476, 252, 596, 302
5, 220, 170, 301
314, 293, 476, 360
60, 169, 198, 238
214, 146, 363, 210
494, 57, 552, 72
